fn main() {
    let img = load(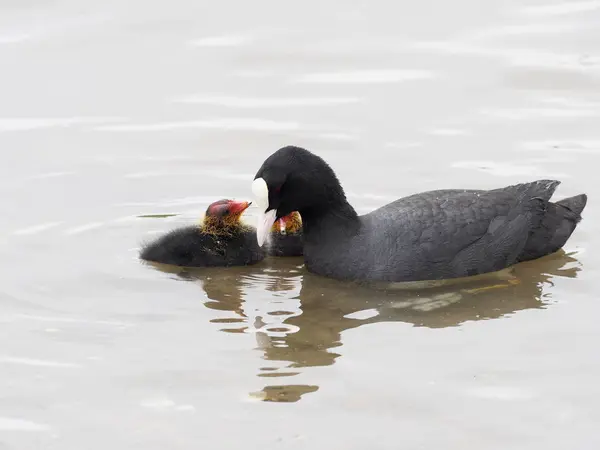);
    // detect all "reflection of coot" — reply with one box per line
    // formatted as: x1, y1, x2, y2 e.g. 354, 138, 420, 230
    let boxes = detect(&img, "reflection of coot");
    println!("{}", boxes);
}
252, 146, 587, 282
256, 252, 582, 377
139, 199, 303, 267
153, 250, 581, 402
249, 384, 319, 403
